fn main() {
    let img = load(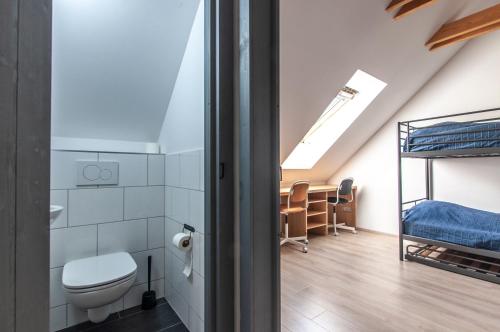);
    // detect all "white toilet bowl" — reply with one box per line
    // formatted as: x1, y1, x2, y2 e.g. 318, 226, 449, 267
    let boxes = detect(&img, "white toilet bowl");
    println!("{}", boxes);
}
63, 252, 137, 323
